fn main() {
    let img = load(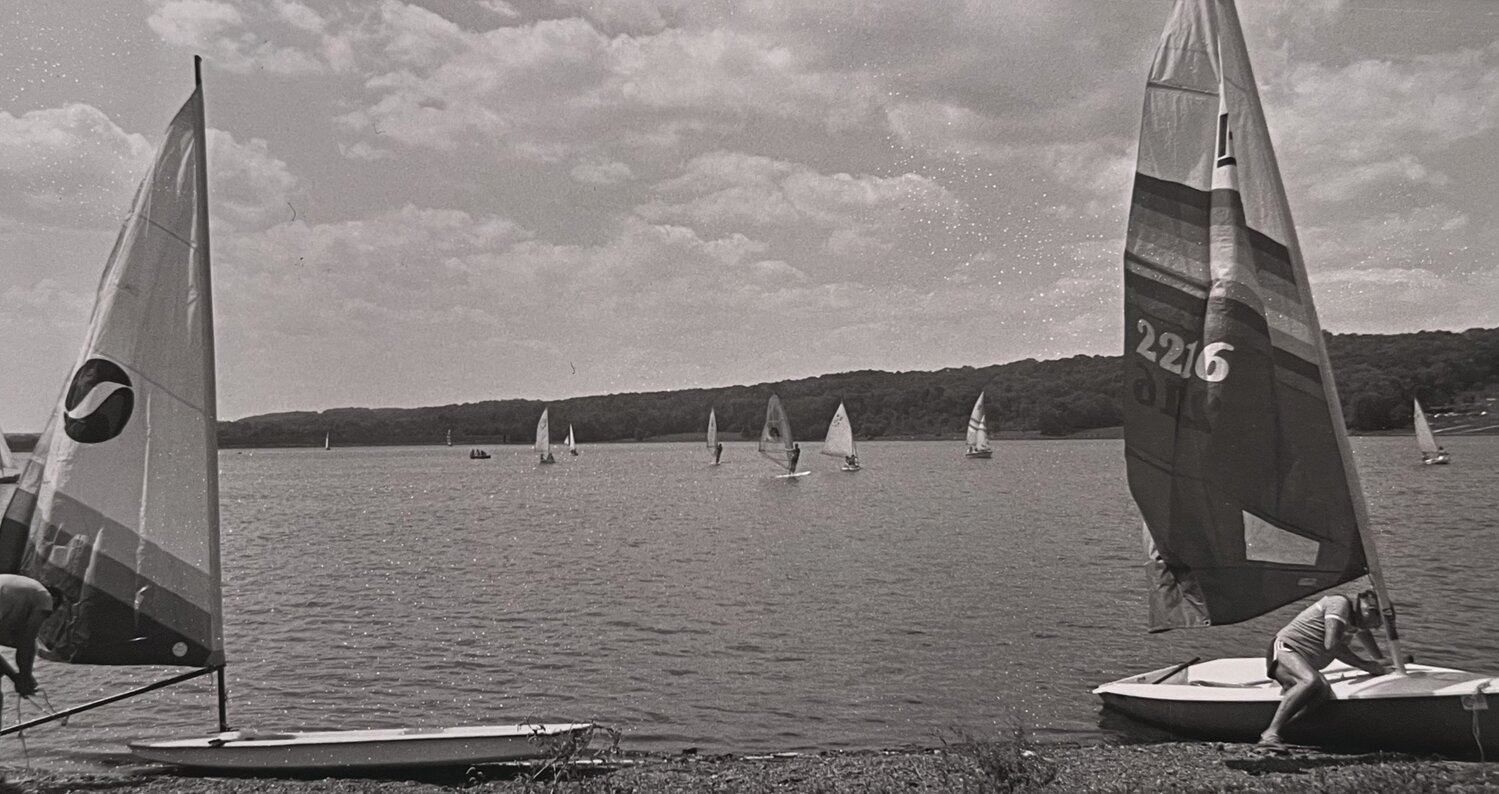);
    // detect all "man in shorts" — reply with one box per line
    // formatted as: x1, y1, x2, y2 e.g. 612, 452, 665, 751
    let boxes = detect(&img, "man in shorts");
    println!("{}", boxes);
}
0, 574, 53, 698
1259, 589, 1388, 748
